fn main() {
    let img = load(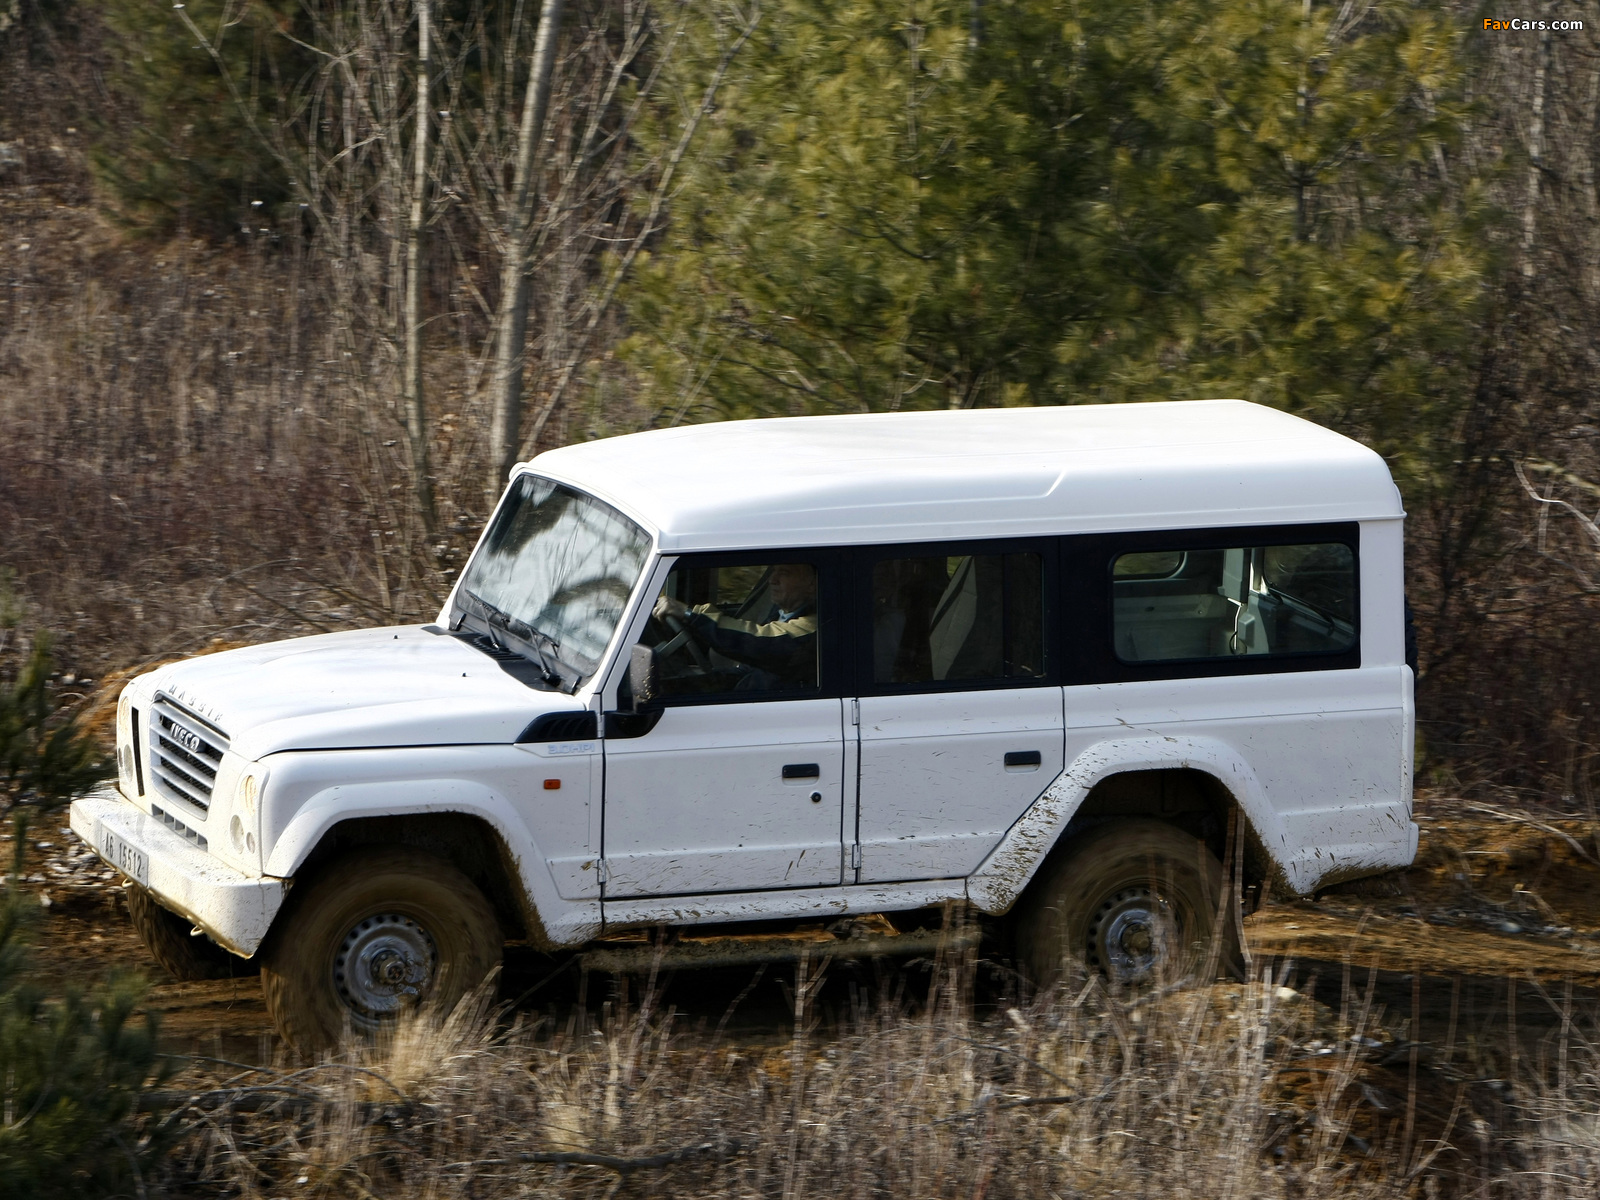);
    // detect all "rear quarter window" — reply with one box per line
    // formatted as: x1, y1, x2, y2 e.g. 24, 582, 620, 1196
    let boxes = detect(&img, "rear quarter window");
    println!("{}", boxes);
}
1111, 541, 1356, 664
